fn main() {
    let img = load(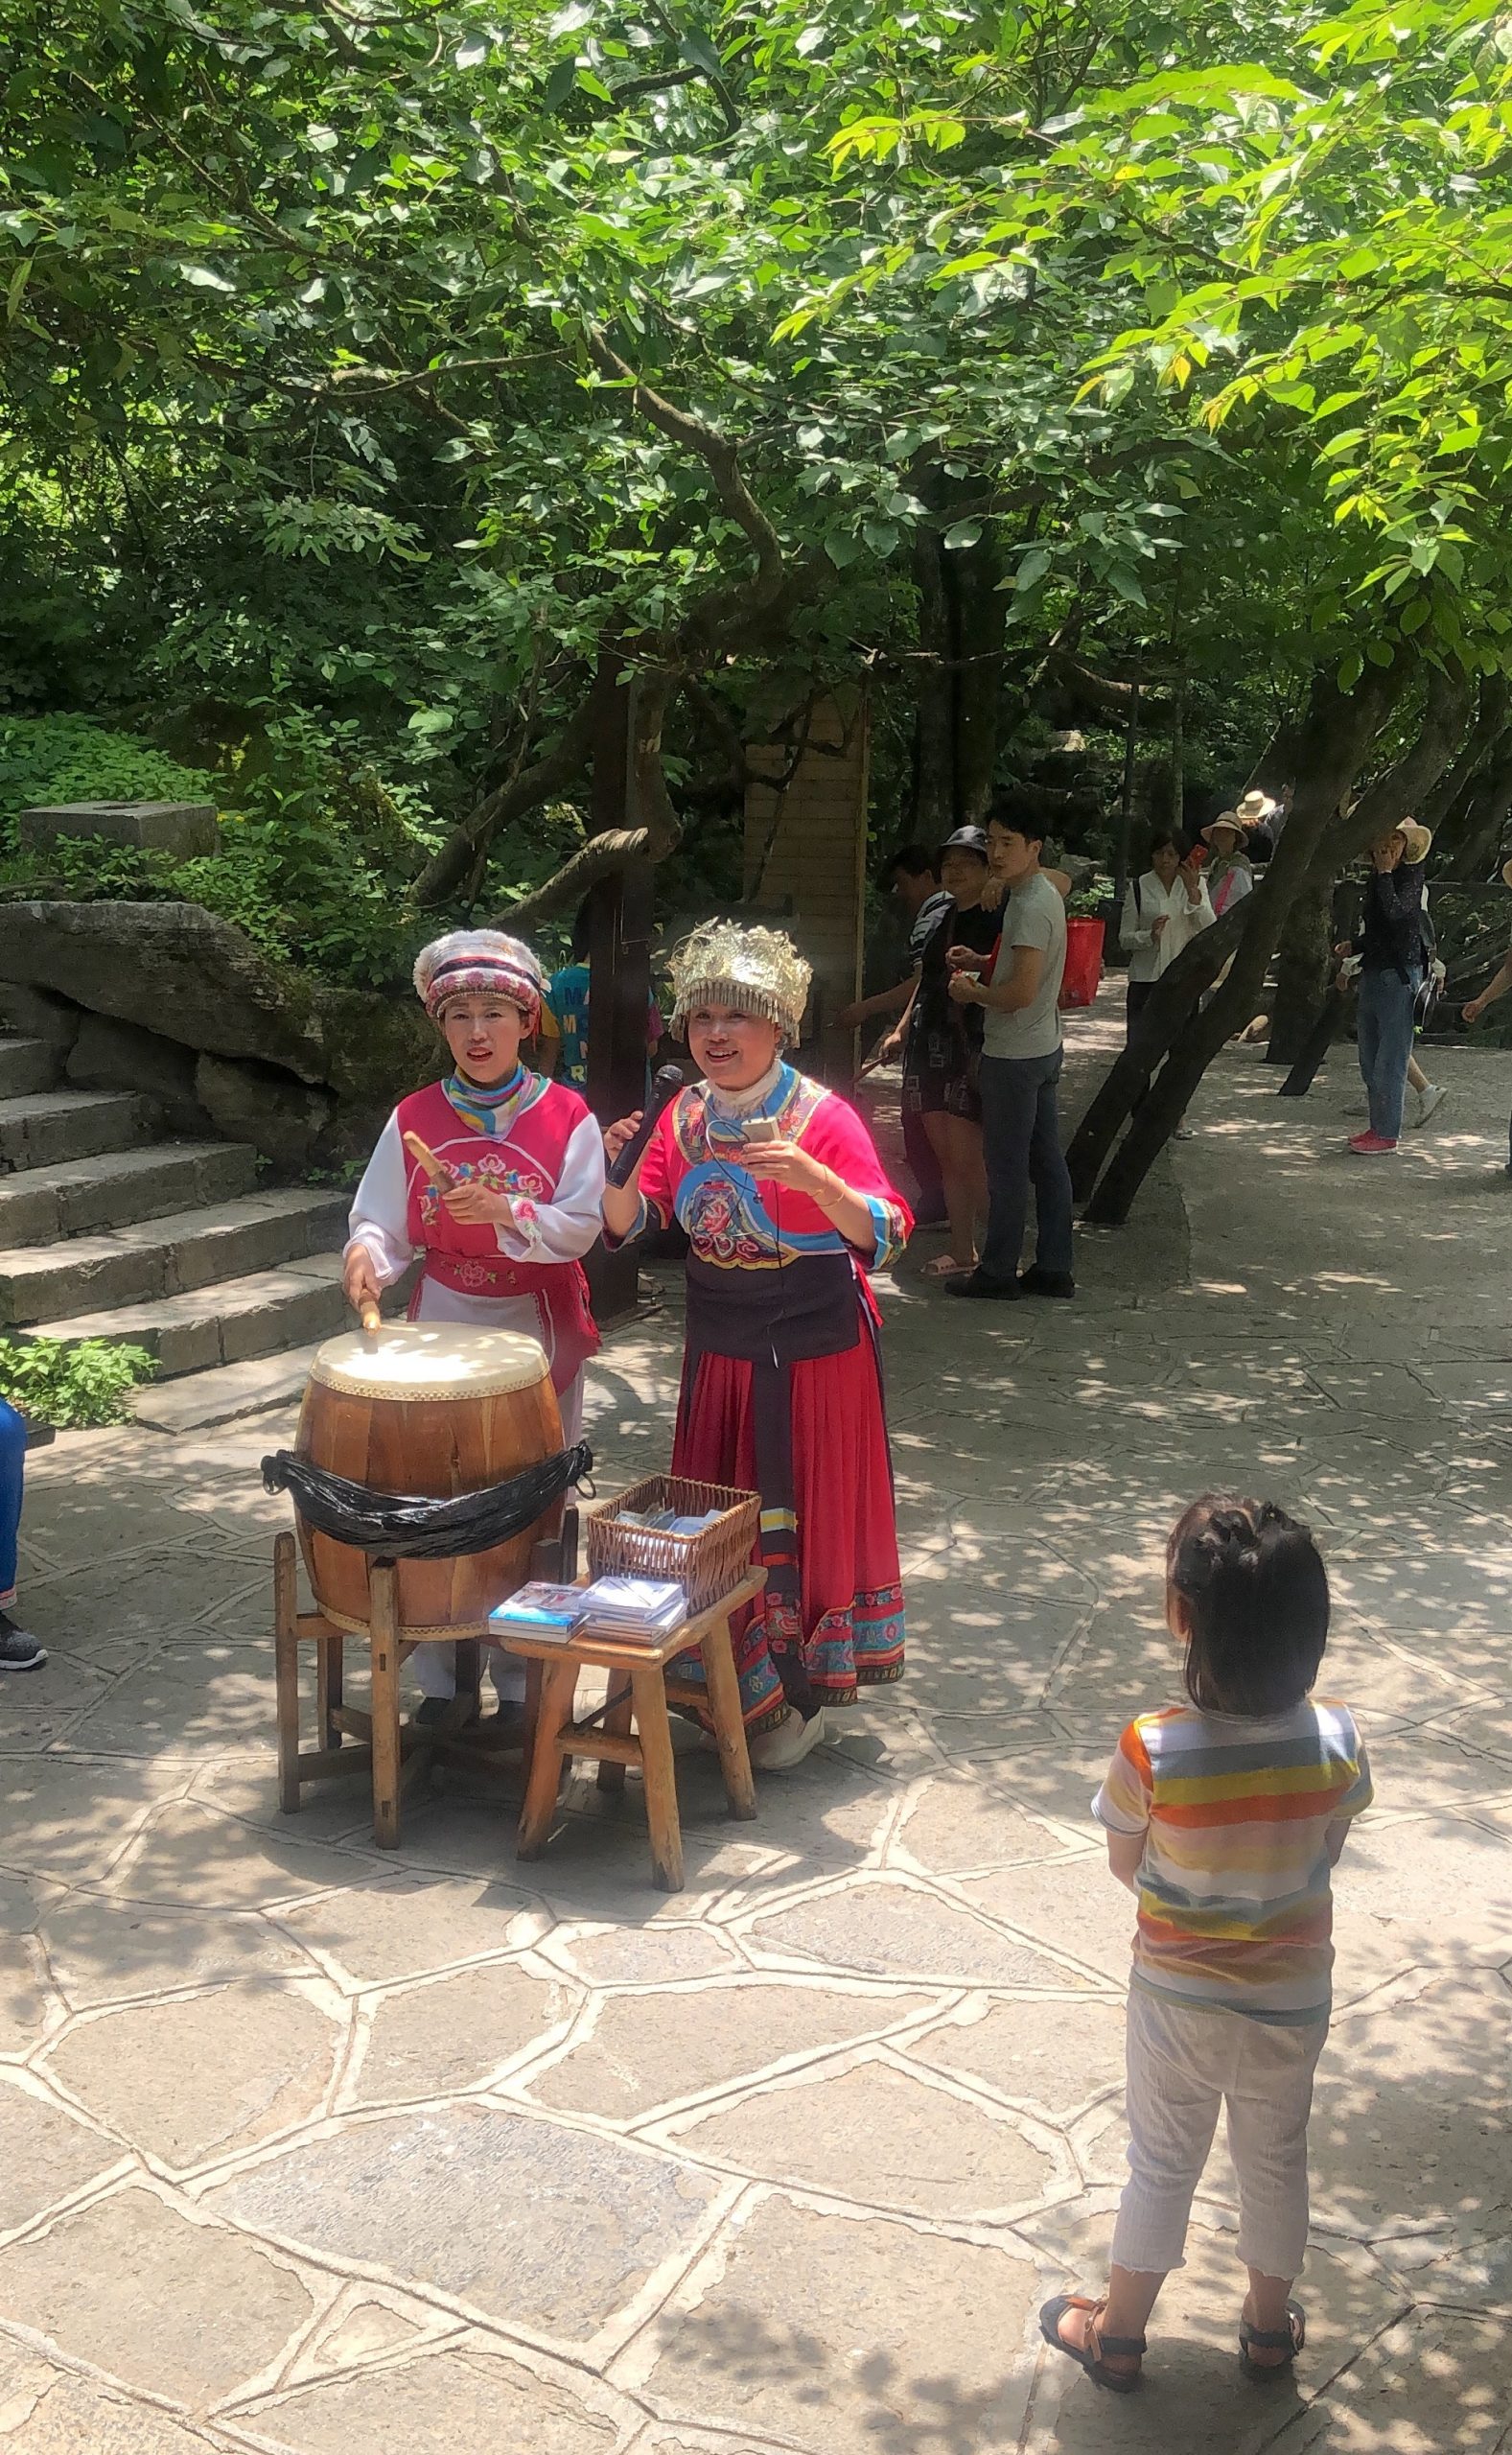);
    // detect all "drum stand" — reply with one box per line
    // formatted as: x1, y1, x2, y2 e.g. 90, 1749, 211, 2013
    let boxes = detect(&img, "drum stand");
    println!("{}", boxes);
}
272, 1526, 571, 1850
